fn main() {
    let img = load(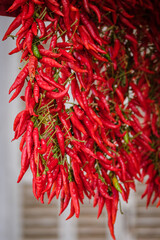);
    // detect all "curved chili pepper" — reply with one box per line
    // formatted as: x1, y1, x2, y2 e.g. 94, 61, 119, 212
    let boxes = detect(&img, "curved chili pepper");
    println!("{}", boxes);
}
35, 74, 55, 91
17, 145, 30, 183
2, 13, 22, 41
55, 125, 65, 157
80, 12, 102, 45
56, 171, 63, 199
16, 18, 34, 36
40, 57, 62, 68
65, 147, 81, 164
66, 199, 75, 220
69, 181, 80, 218
29, 55, 38, 80
9, 63, 29, 94
7, 0, 26, 12
106, 198, 116, 240
97, 195, 105, 219
98, 179, 113, 199
45, 84, 70, 99
38, 67, 64, 90
38, 139, 47, 154
38, 47, 61, 59
9, 82, 24, 103
33, 82, 39, 103
26, 120, 34, 159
